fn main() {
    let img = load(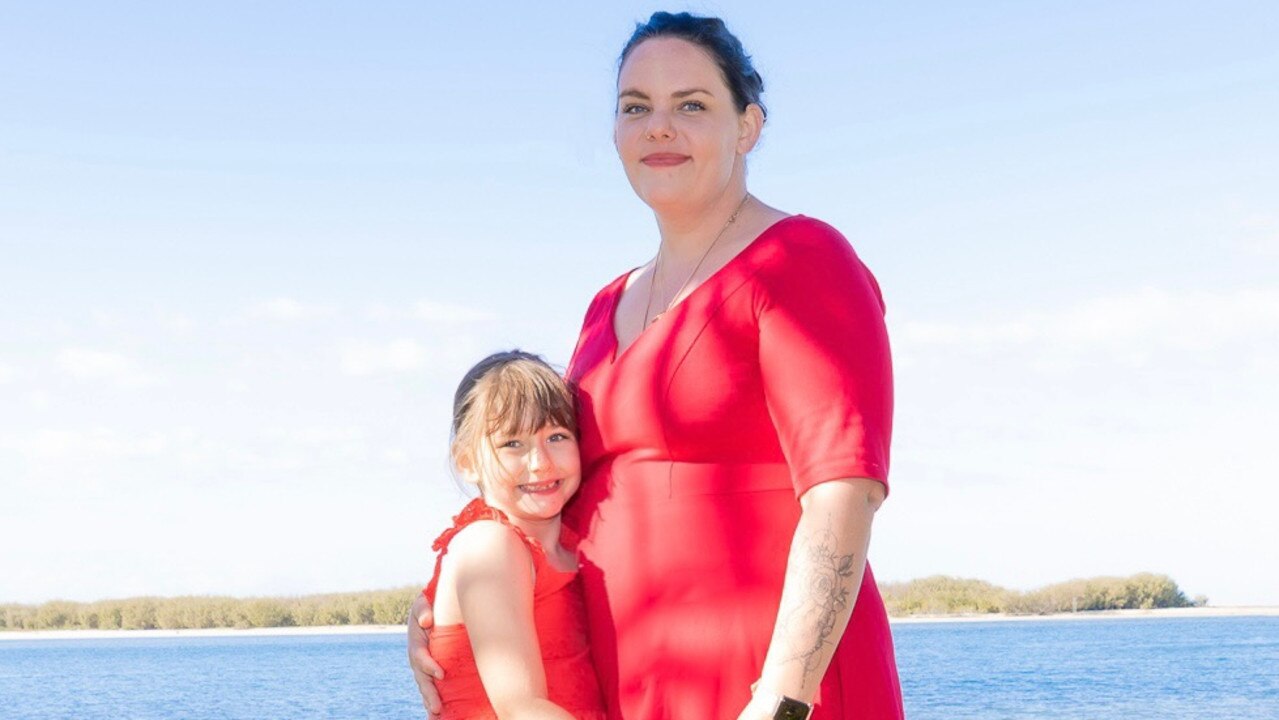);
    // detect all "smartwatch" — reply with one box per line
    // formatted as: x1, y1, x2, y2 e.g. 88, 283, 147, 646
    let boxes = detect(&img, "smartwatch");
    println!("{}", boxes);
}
759, 691, 814, 720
